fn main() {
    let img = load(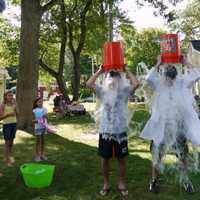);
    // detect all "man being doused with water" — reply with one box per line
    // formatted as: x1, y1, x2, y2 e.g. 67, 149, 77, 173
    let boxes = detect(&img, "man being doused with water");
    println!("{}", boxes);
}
87, 67, 139, 197
141, 55, 200, 193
